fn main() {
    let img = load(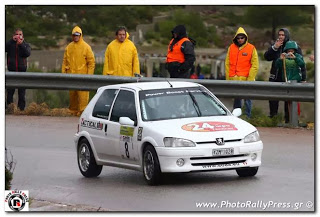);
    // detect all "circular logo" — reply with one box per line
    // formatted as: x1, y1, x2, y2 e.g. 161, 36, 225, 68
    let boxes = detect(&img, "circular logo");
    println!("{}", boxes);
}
7, 193, 27, 211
